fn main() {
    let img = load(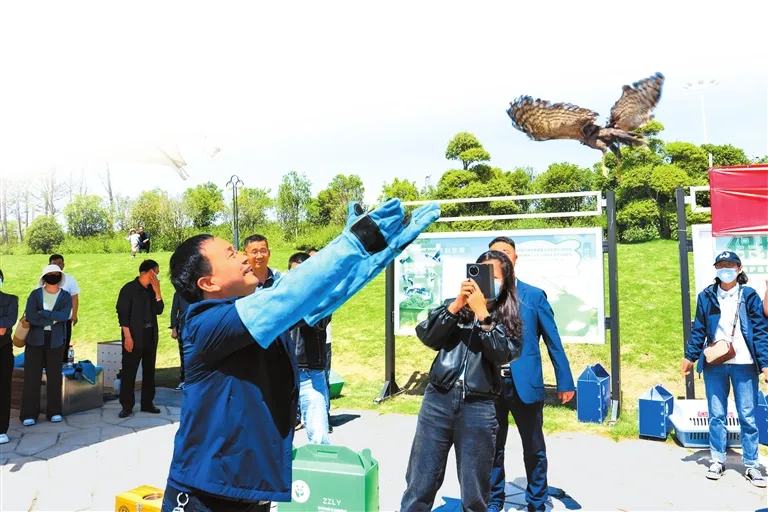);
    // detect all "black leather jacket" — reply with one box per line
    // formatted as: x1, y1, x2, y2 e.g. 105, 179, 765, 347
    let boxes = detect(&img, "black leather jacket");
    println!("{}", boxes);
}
416, 300, 522, 399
